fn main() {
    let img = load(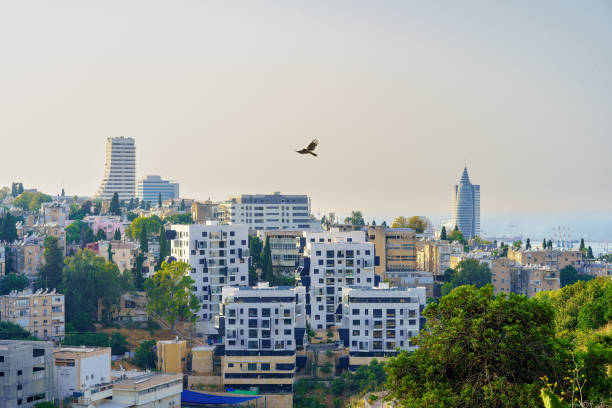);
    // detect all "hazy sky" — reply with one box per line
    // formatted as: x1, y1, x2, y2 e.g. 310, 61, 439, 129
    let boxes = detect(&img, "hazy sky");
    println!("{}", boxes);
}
1, 1, 611, 222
